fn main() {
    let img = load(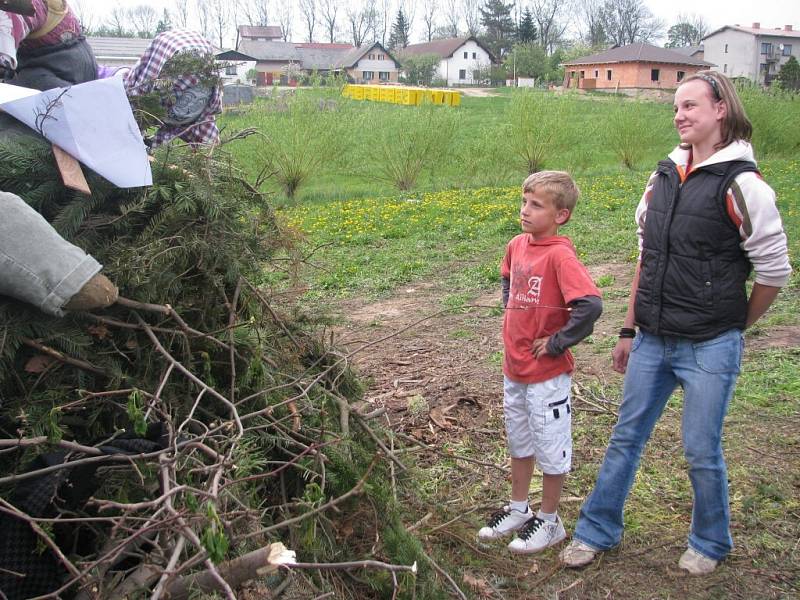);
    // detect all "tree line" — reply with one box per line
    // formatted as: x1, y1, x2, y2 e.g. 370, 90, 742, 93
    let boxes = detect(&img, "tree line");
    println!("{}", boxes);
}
71, 0, 711, 55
